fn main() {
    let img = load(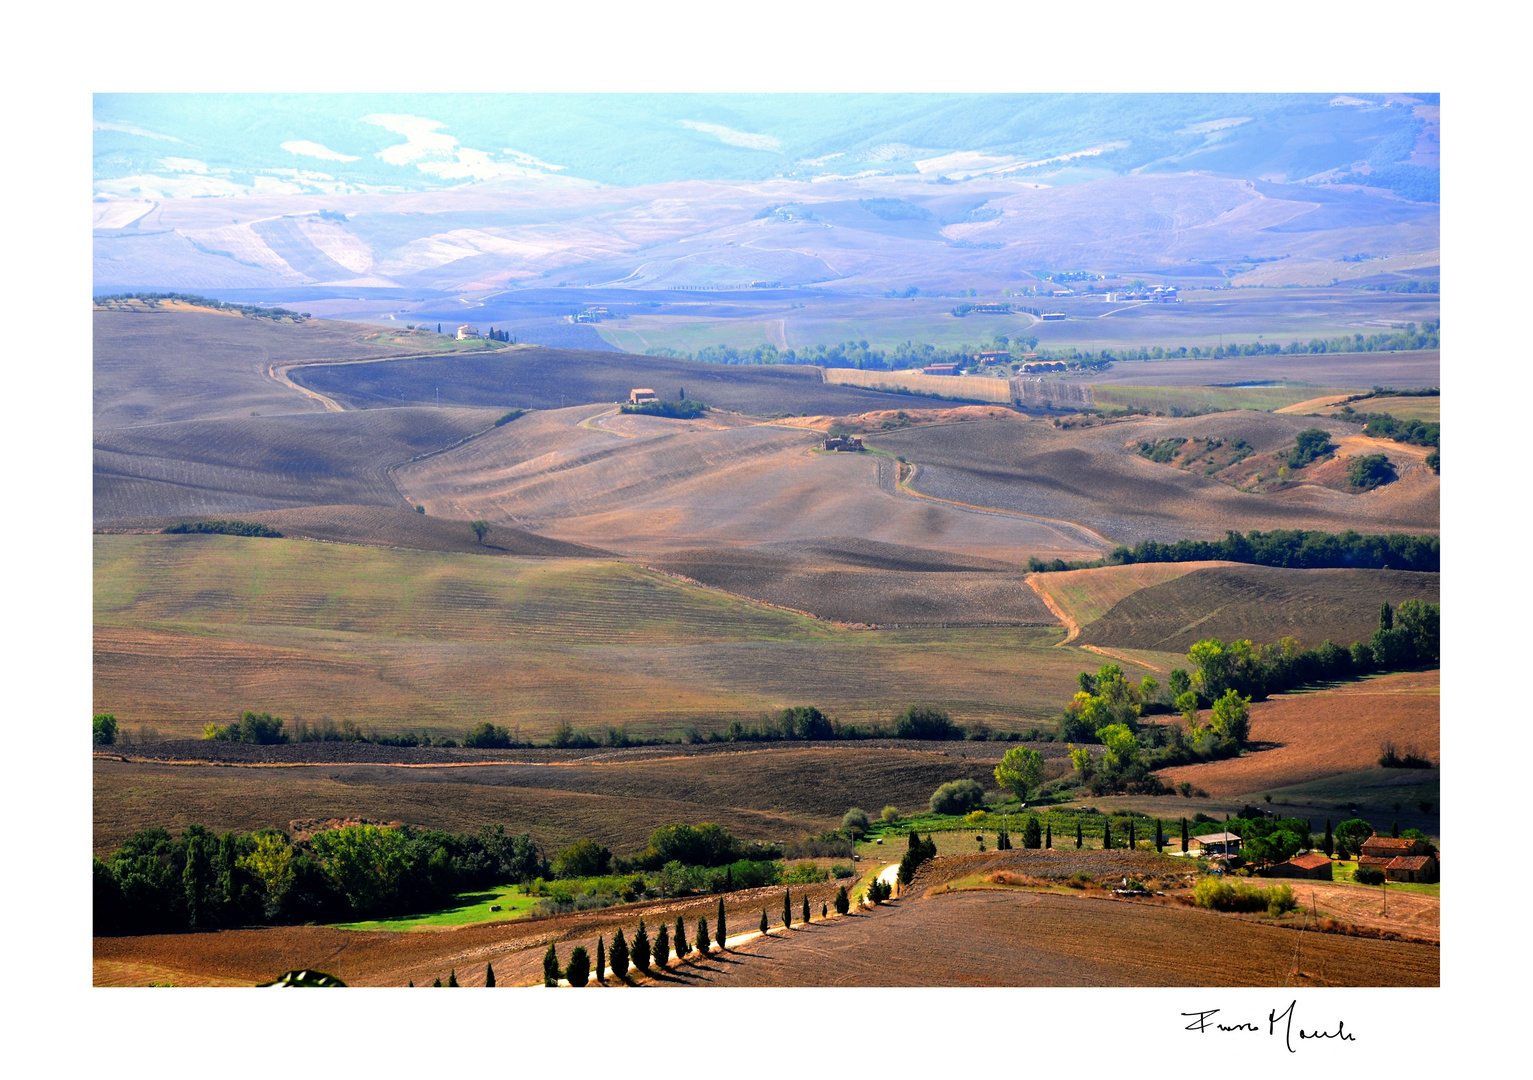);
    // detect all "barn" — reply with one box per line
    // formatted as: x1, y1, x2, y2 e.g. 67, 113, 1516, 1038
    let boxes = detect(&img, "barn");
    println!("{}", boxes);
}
1264, 852, 1333, 880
